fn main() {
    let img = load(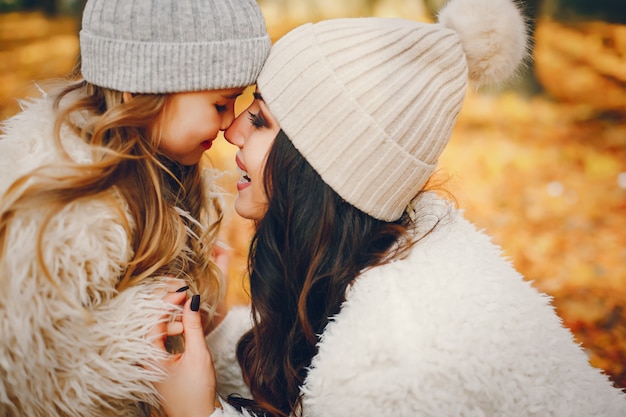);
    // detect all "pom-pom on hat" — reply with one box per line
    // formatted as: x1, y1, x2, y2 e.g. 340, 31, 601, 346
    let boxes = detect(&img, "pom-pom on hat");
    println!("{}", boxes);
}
80, 0, 271, 93
257, 0, 528, 221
